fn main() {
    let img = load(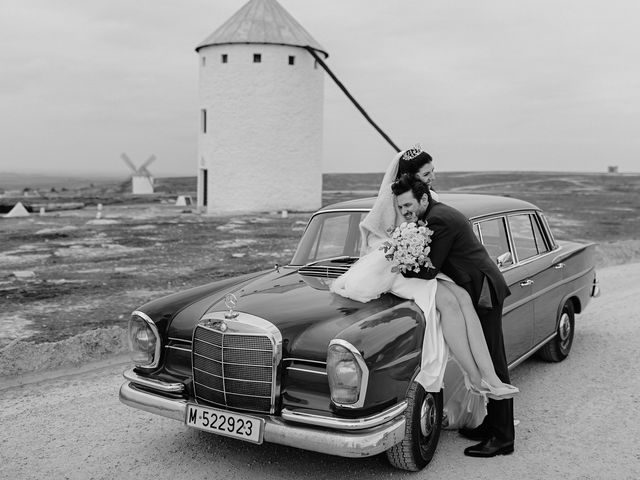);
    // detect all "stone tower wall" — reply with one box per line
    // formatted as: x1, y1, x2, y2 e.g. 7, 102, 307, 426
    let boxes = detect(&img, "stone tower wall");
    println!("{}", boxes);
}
197, 43, 324, 213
